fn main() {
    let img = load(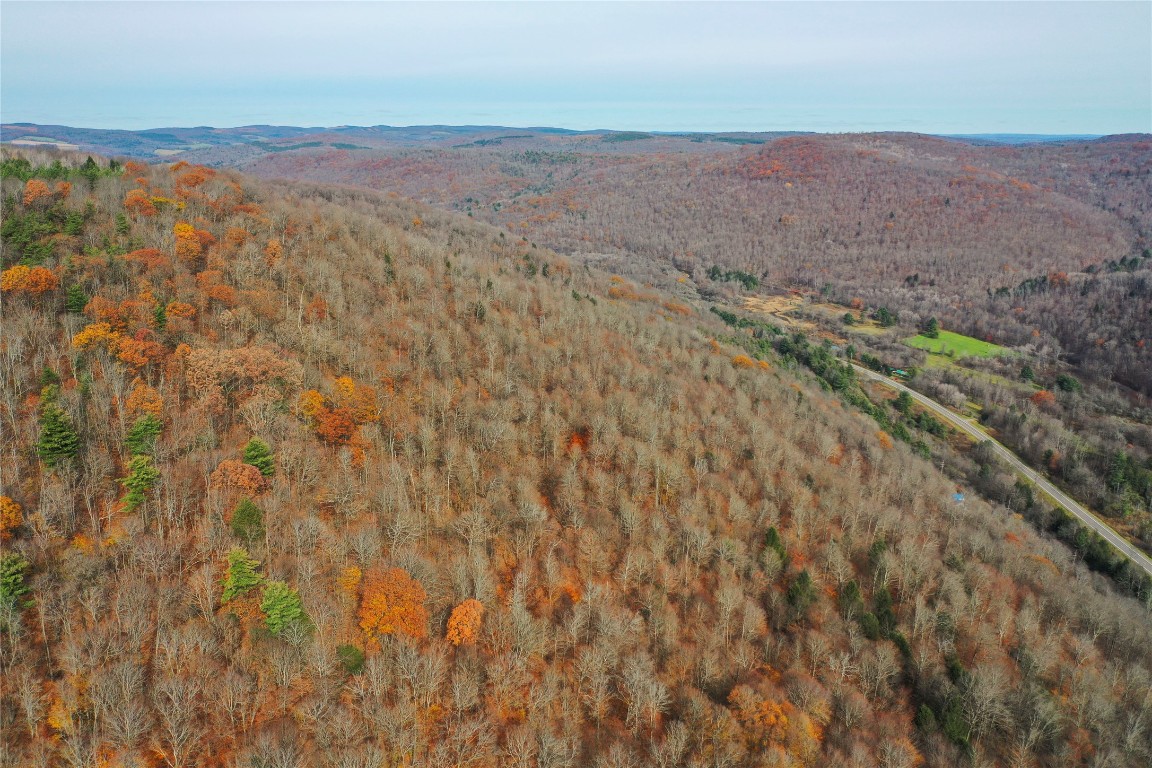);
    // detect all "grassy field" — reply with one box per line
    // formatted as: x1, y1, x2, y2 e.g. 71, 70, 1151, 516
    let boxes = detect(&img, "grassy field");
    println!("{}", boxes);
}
903, 330, 1009, 359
